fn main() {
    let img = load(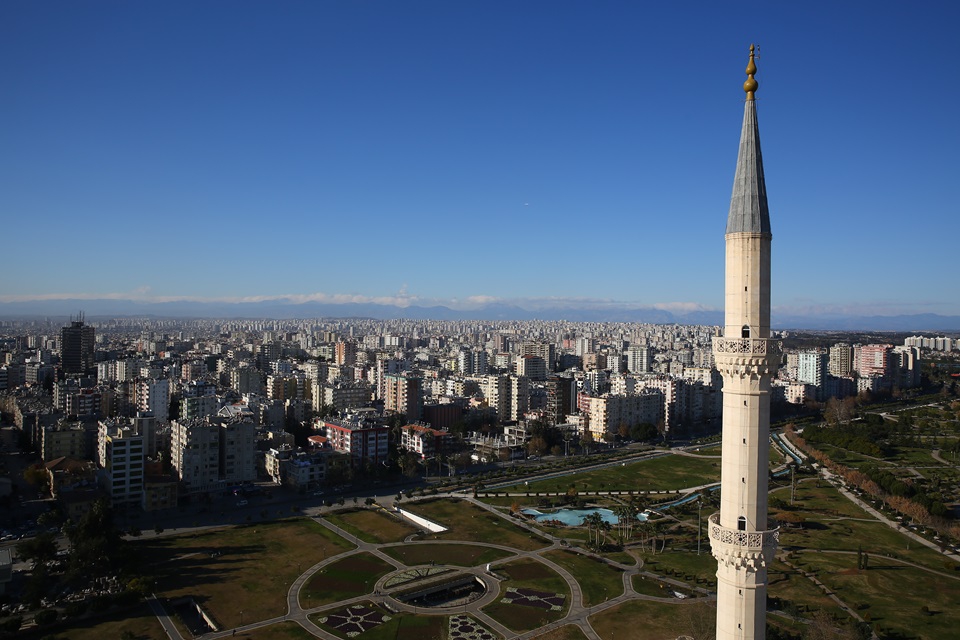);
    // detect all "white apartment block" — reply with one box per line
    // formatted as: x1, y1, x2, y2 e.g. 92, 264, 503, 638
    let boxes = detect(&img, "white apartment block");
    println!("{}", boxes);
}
171, 417, 256, 492
98, 419, 145, 506
137, 379, 170, 420
585, 390, 663, 440
172, 419, 221, 494
828, 343, 853, 377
